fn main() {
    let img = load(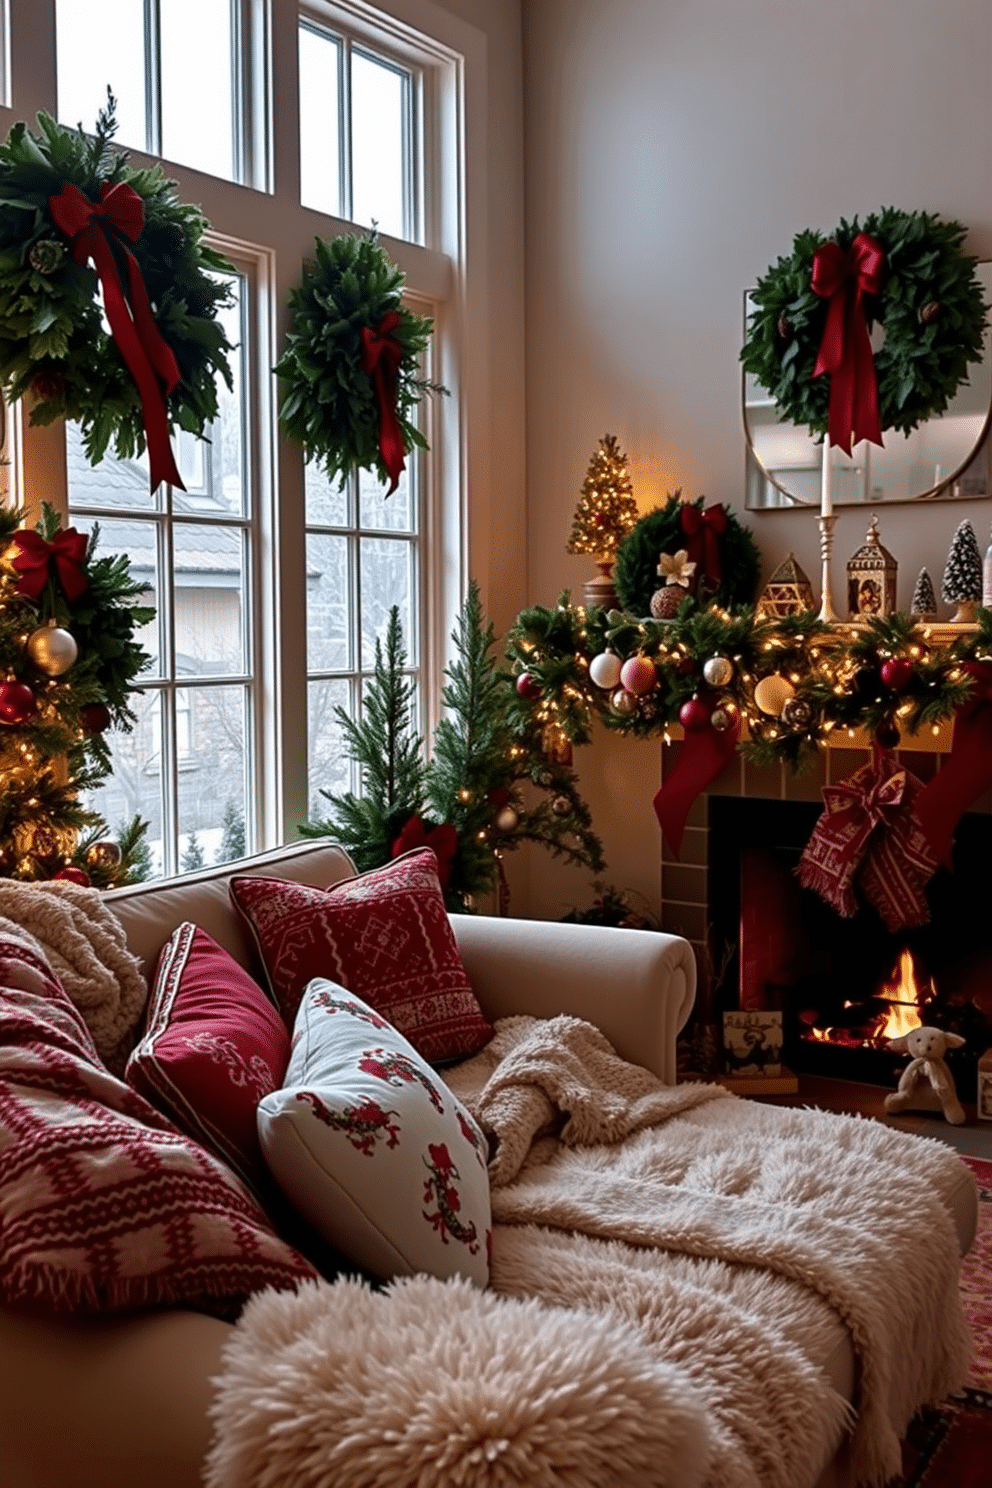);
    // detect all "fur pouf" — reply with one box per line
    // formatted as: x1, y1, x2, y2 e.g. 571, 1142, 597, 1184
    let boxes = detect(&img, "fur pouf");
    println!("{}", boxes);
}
205, 1275, 713, 1488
